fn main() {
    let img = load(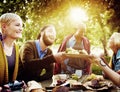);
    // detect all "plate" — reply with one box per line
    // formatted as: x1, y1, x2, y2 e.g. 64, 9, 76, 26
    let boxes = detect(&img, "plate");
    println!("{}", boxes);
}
83, 80, 114, 91
63, 53, 91, 58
